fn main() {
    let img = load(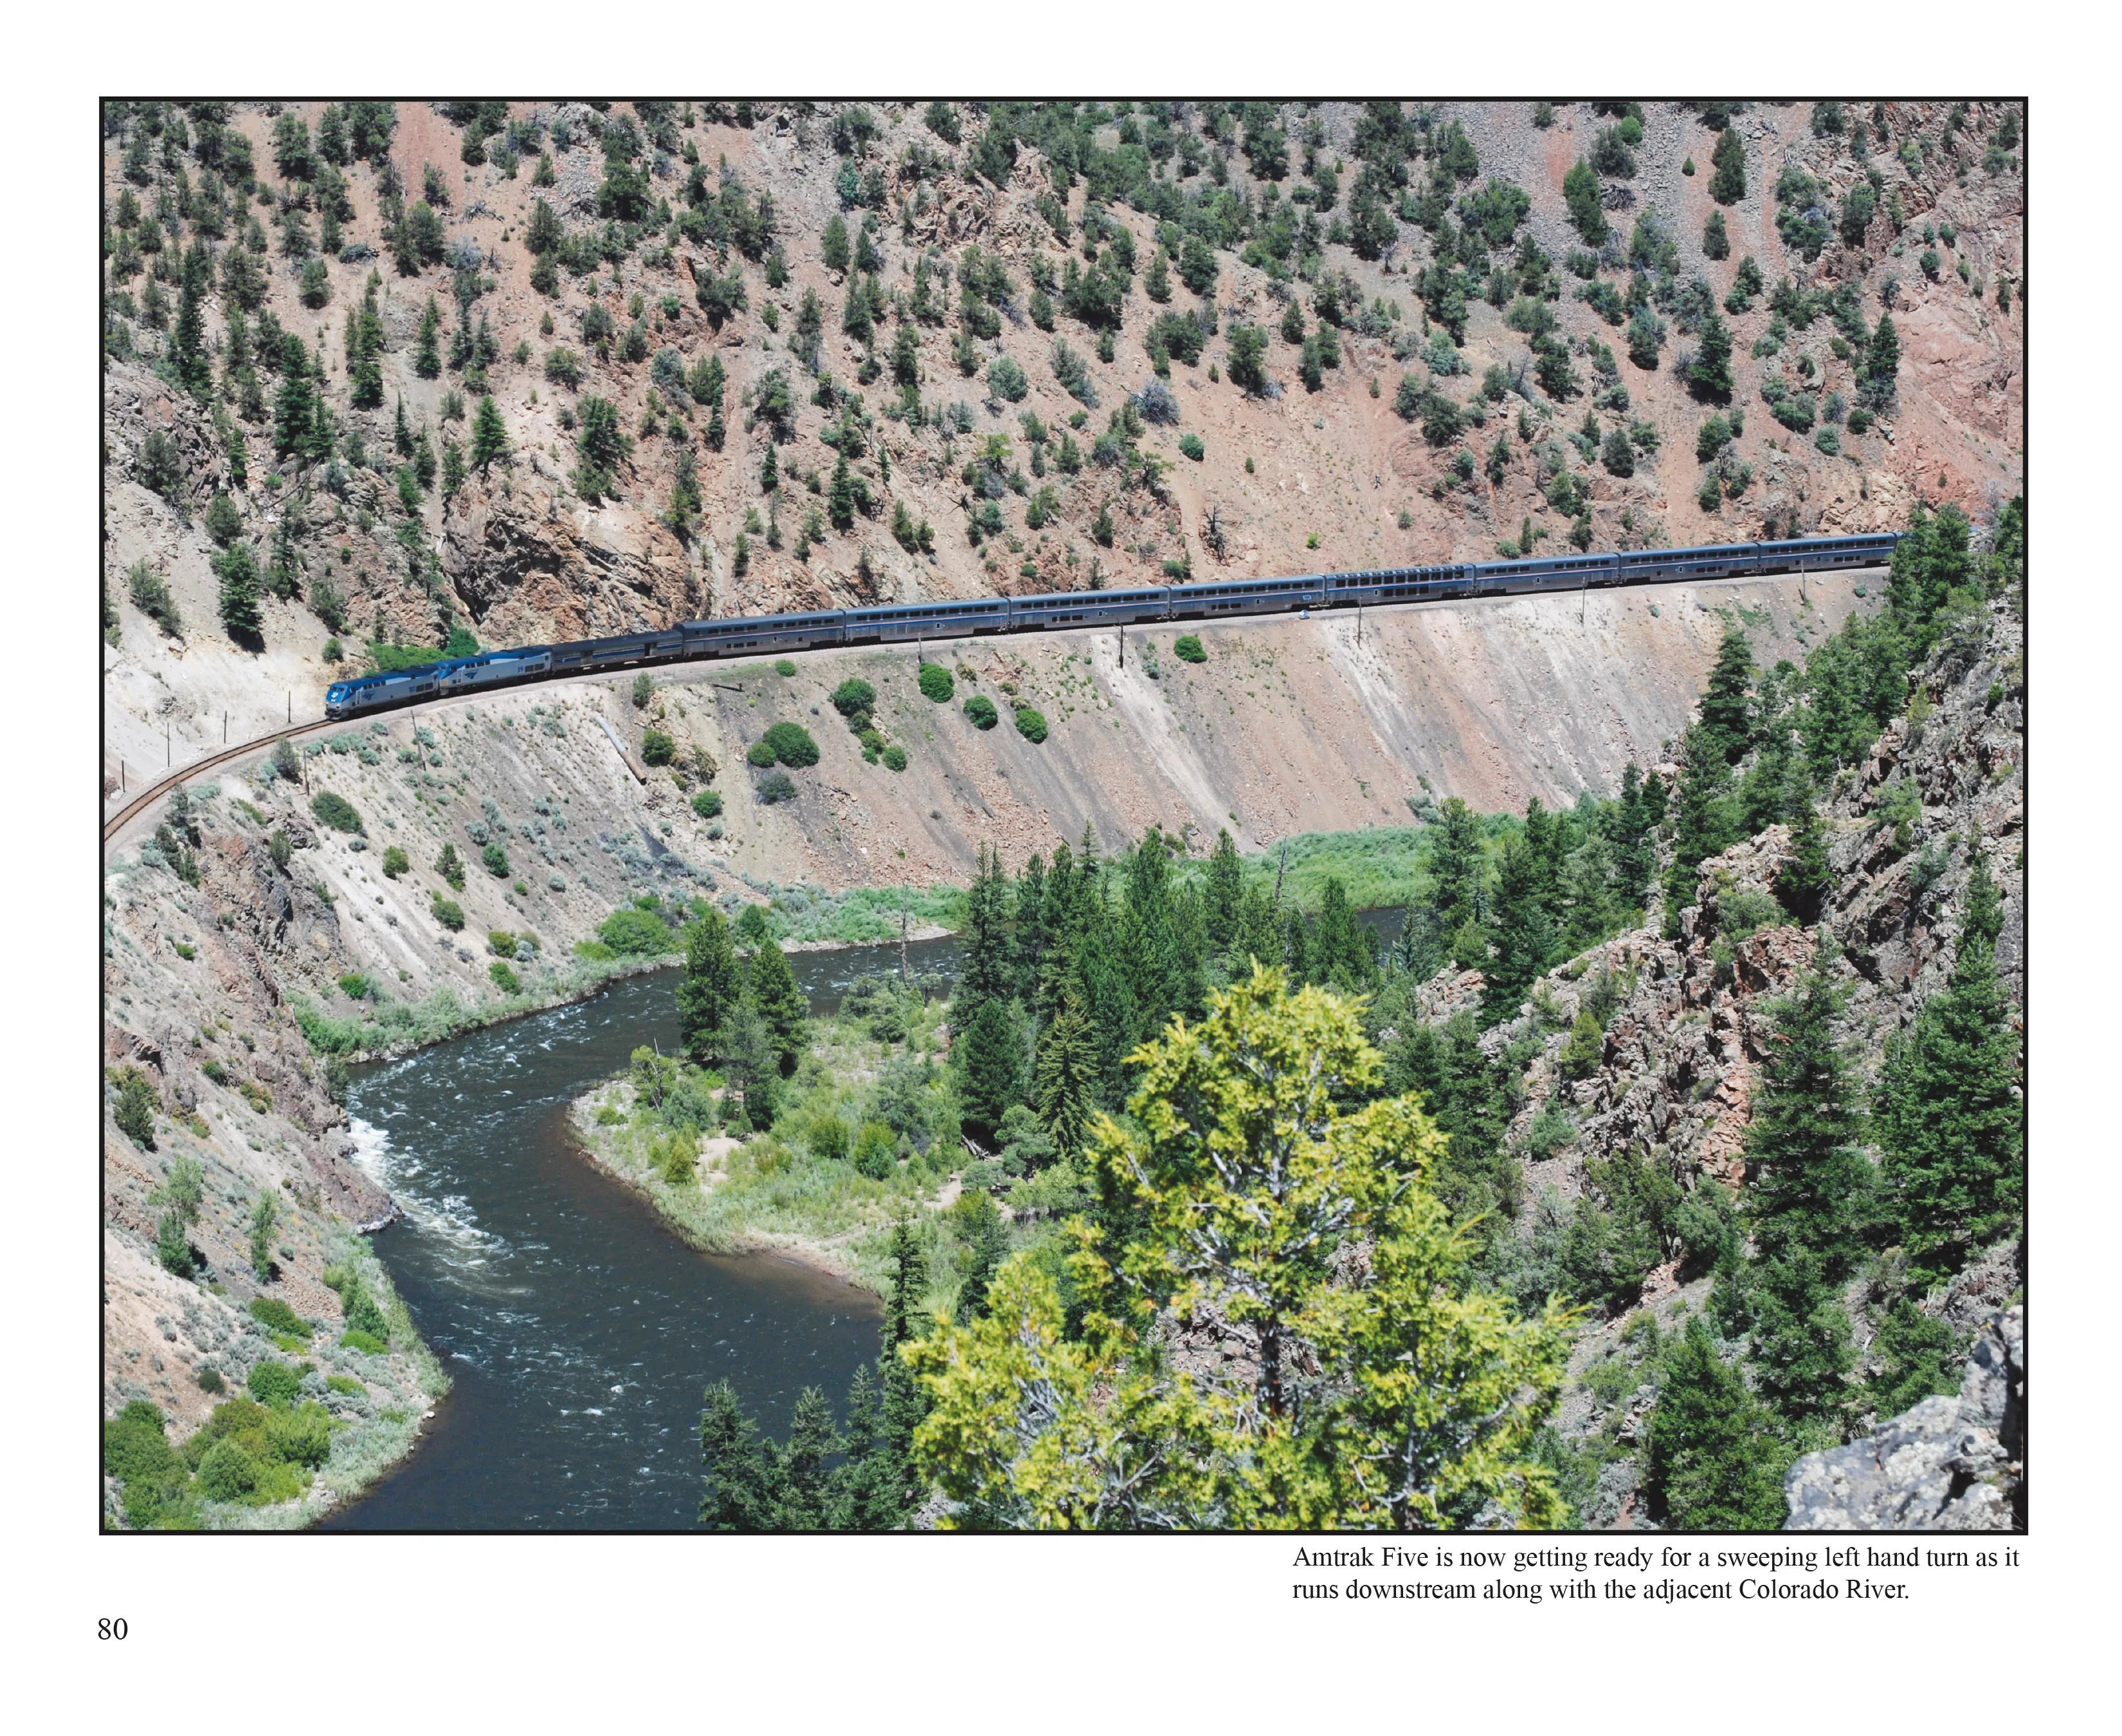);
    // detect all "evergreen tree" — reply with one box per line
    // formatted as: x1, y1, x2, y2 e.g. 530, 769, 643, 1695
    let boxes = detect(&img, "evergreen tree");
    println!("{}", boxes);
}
1643, 1317, 1789, 1528
1311, 878, 1377, 993
1429, 797, 1487, 939
469, 394, 509, 471
1709, 127, 1746, 204
1745, 936, 1870, 1276
172, 243, 213, 399
1876, 853, 2022, 1283
746, 938, 808, 1075
956, 844, 1013, 1024
214, 543, 264, 644
666, 446, 702, 541
1779, 778, 1832, 922
1033, 984, 1098, 1159
676, 907, 743, 1061
1698, 626, 1757, 764
1204, 828, 1244, 954
957, 999, 1024, 1141
272, 336, 317, 459
1011, 854, 1049, 1003
1483, 834, 1553, 1024
1662, 723, 1736, 931
1689, 309, 1734, 401
953, 1193, 1011, 1322
698, 1380, 772, 1528
827, 451, 856, 531
1864, 311, 1900, 406
414, 296, 442, 378
1885, 502, 1973, 657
